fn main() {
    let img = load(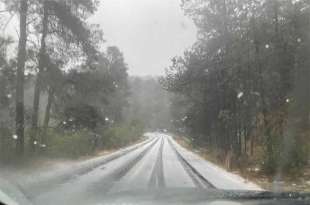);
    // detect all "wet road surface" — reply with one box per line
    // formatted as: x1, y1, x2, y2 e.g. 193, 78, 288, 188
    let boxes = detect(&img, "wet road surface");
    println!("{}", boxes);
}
20, 133, 261, 205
